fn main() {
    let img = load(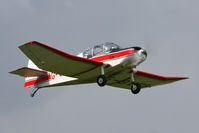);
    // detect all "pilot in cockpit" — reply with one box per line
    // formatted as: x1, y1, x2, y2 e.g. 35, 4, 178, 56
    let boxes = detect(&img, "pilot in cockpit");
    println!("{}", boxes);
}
104, 42, 120, 53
